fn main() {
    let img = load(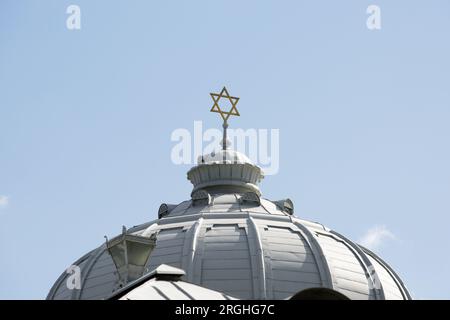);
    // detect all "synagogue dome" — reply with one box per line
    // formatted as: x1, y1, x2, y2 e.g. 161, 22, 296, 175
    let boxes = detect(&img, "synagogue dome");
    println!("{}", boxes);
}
47, 155, 410, 300
47, 88, 411, 300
